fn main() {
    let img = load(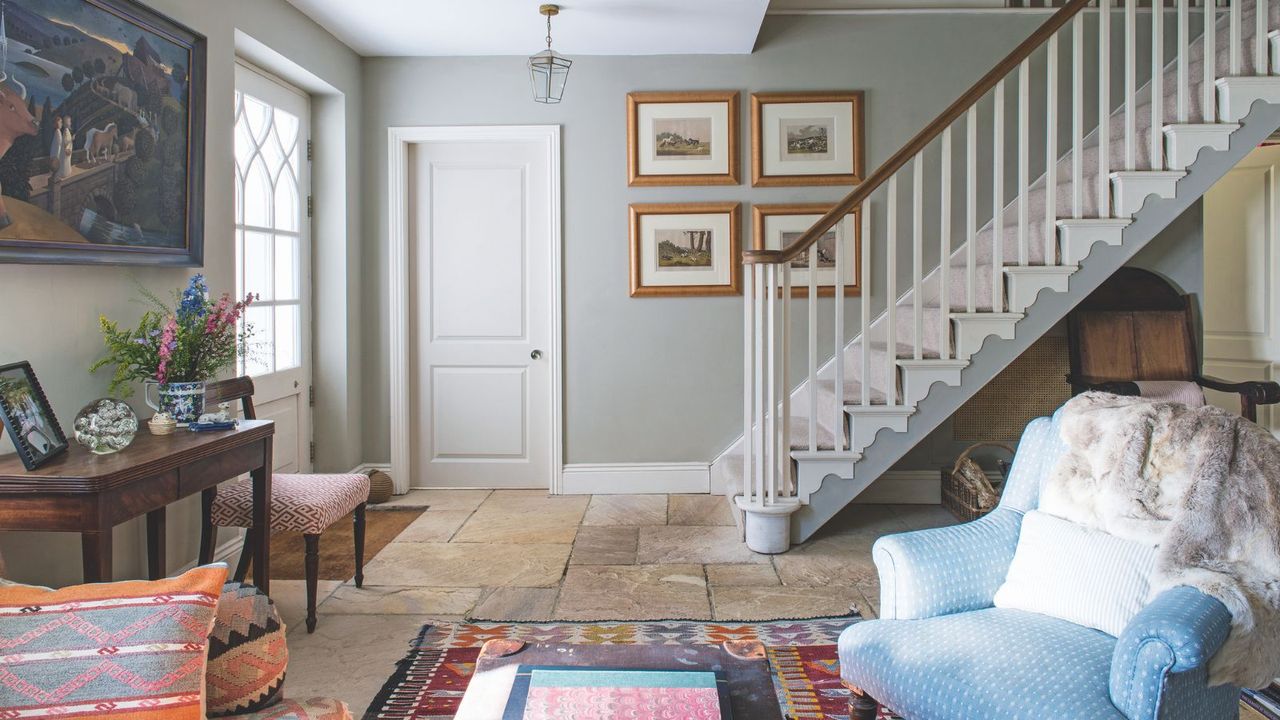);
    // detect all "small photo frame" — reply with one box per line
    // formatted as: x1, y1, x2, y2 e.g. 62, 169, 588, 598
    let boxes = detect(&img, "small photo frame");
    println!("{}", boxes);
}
751, 91, 865, 187
627, 91, 740, 186
0, 361, 68, 471
753, 203, 862, 296
630, 202, 741, 297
